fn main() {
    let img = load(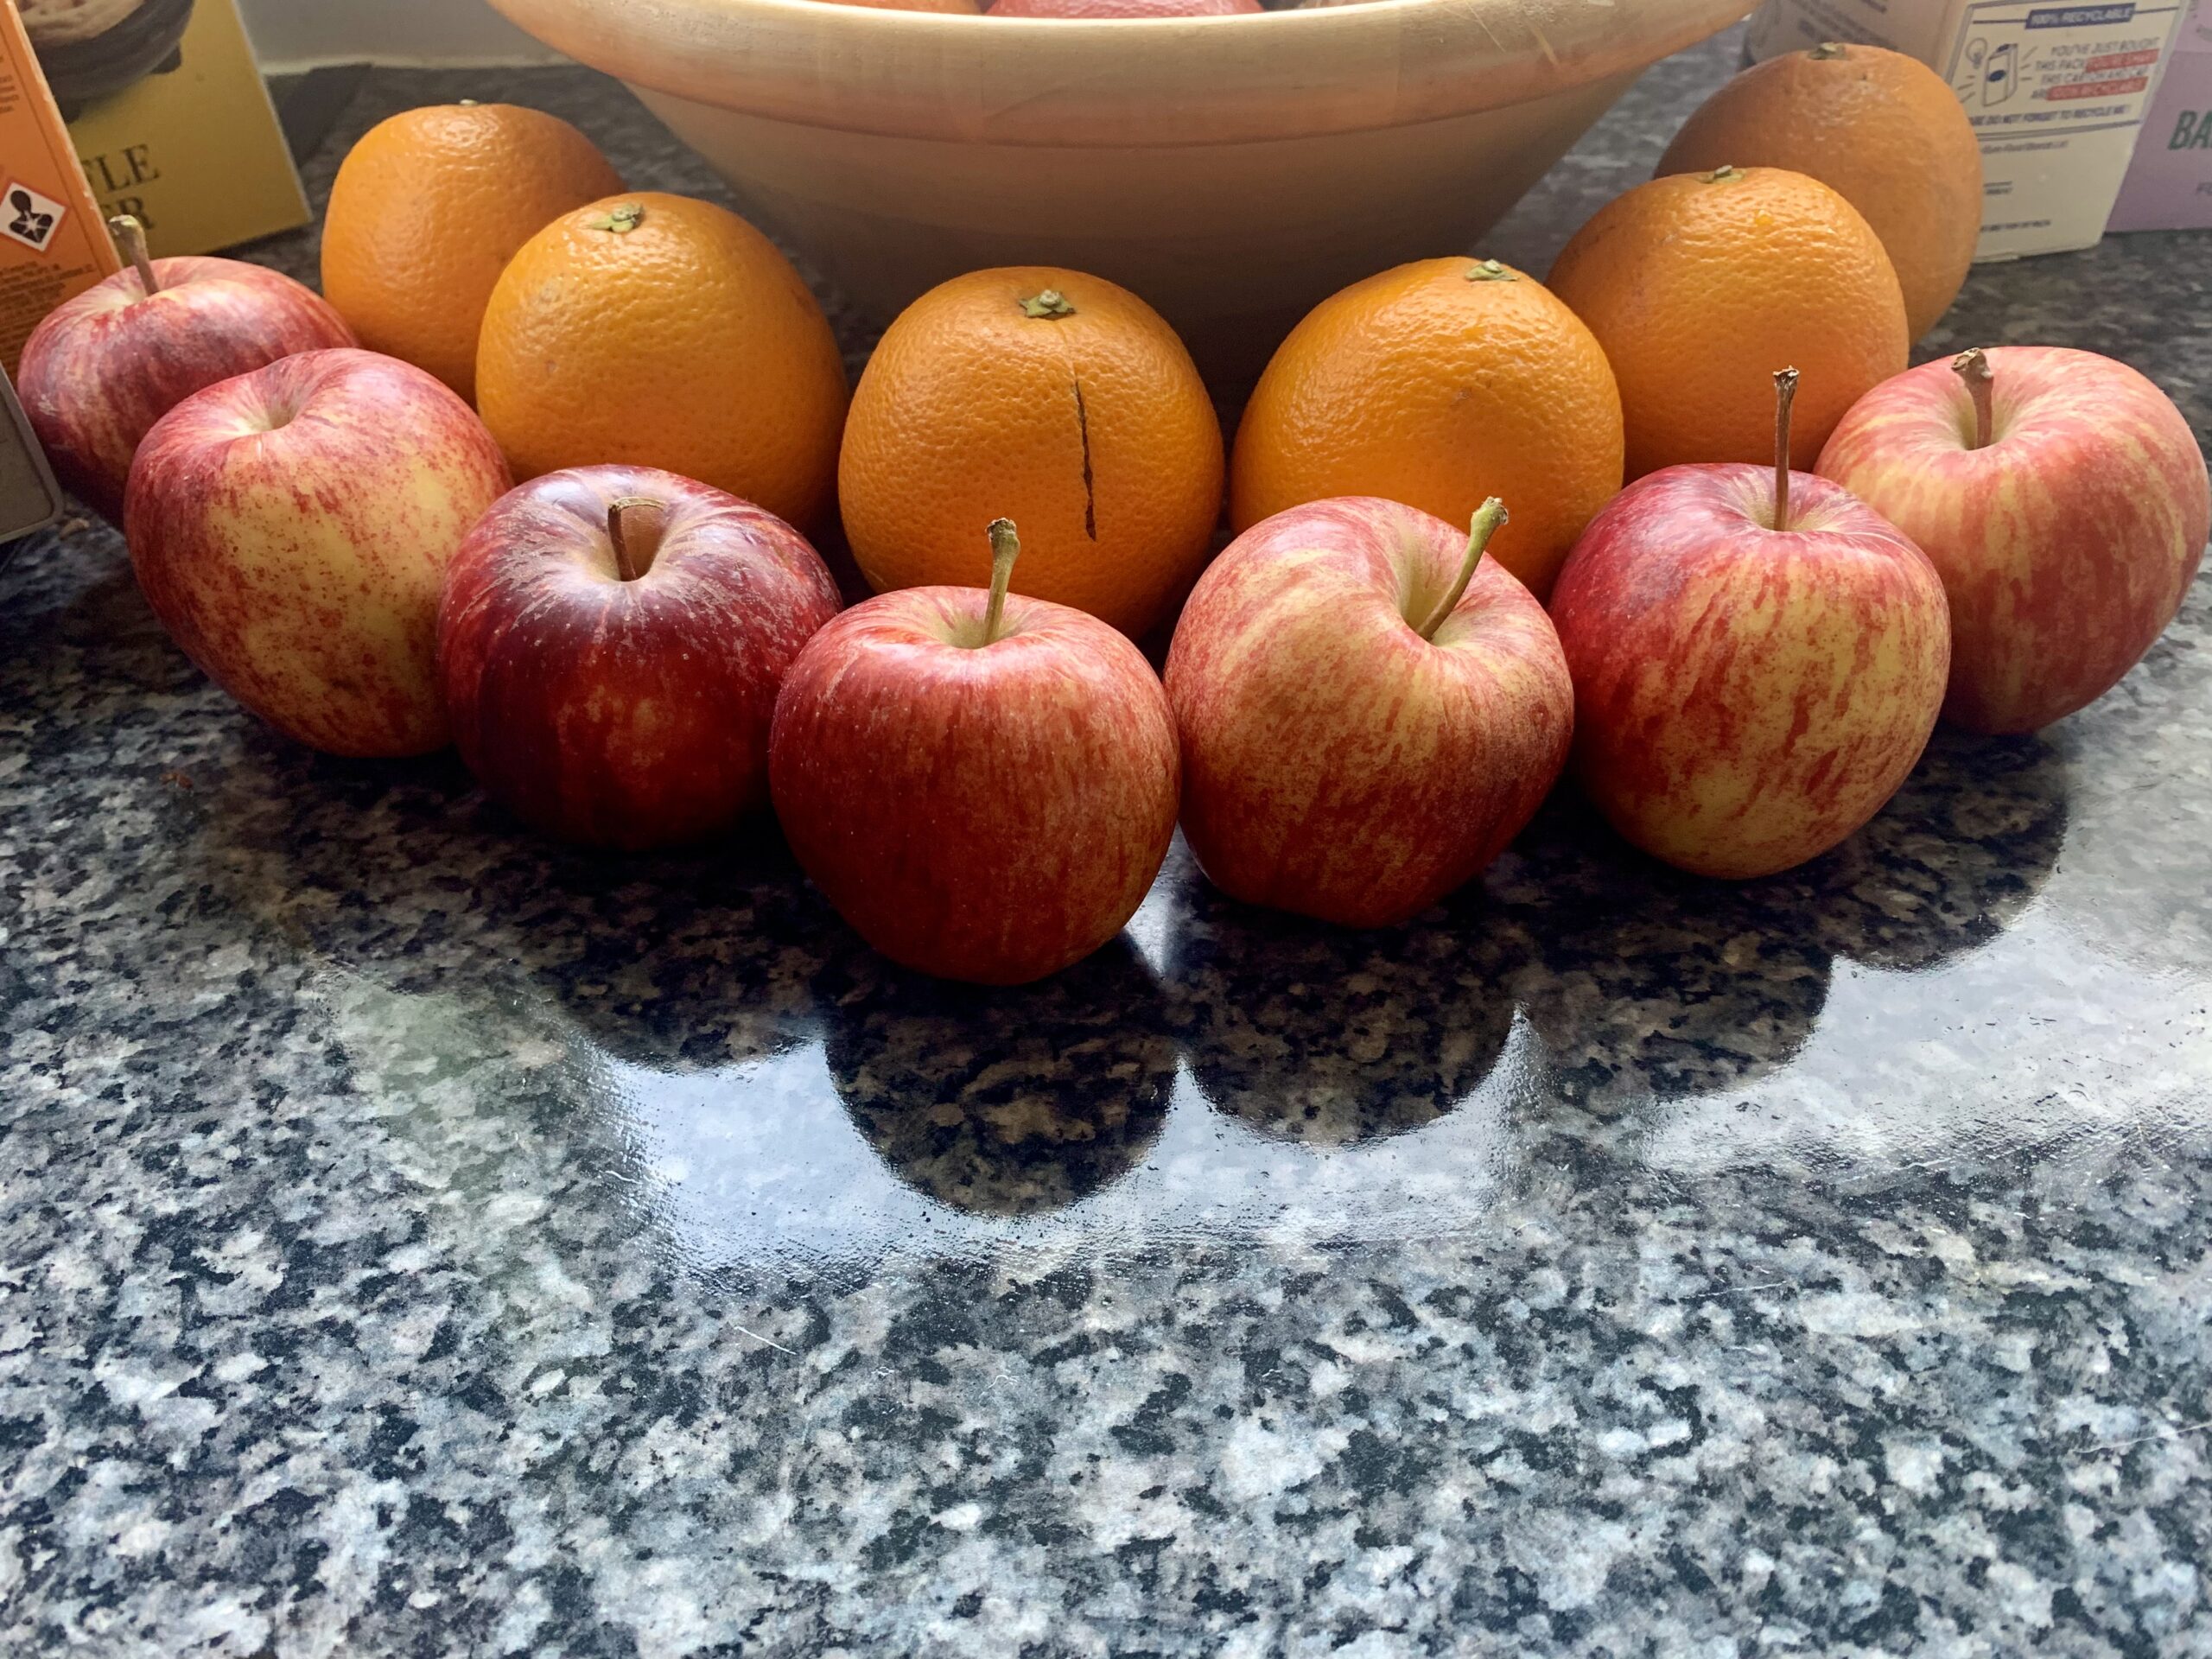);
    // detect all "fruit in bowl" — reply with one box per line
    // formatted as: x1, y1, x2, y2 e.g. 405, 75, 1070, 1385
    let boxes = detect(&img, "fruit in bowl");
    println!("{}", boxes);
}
1230, 257, 1622, 602
18, 216, 356, 524
439, 466, 843, 849
1549, 371, 1950, 879
1166, 494, 1573, 926
770, 520, 1179, 985
1656, 41, 1983, 341
321, 102, 623, 403
1818, 346, 2211, 734
476, 192, 849, 530
838, 266, 1223, 639
124, 348, 513, 758
1548, 165, 1909, 479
